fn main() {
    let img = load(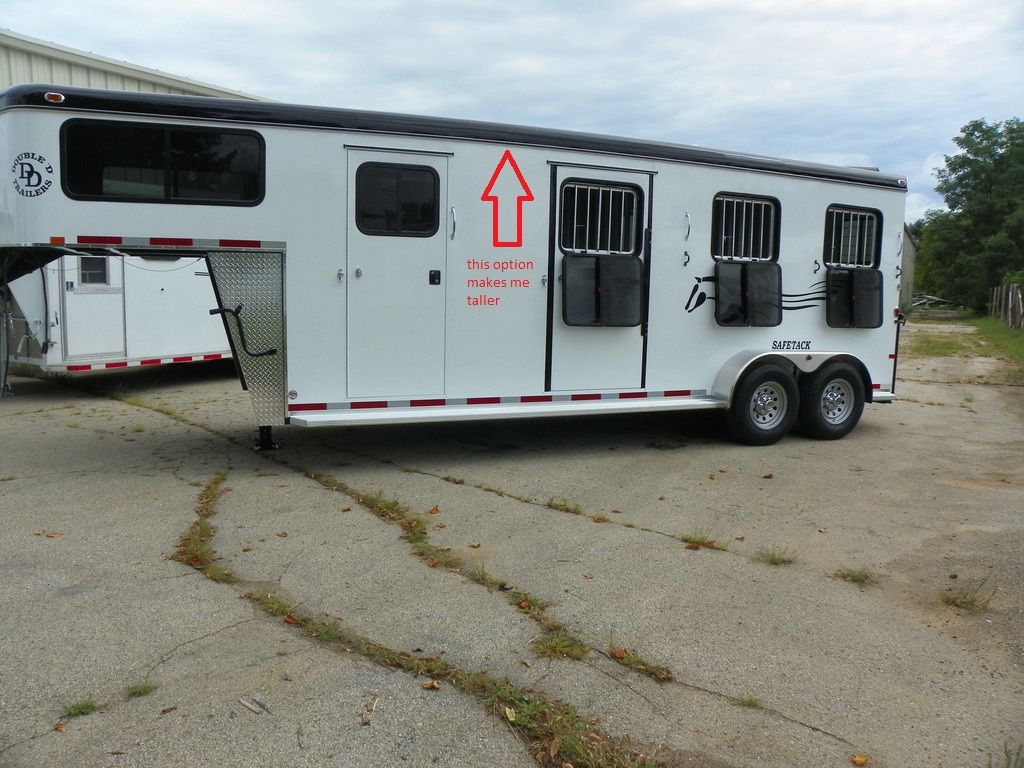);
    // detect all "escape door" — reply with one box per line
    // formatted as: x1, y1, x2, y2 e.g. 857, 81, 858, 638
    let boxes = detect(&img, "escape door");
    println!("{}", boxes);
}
346, 149, 448, 398
549, 165, 651, 391
60, 253, 126, 359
